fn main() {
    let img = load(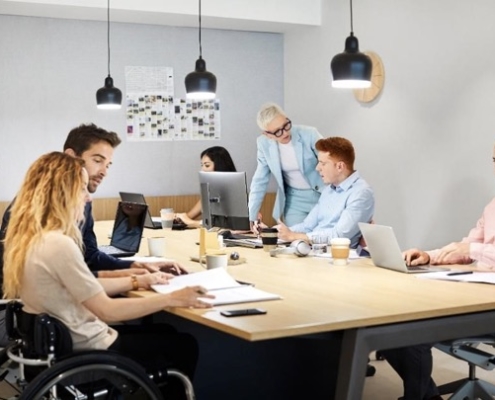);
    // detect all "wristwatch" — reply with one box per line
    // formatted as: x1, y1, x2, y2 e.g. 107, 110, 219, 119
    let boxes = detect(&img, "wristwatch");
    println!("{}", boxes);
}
130, 275, 139, 291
